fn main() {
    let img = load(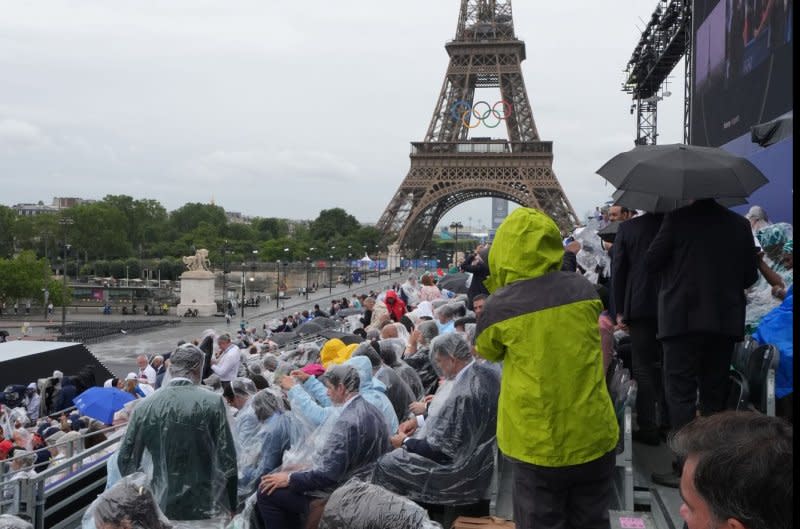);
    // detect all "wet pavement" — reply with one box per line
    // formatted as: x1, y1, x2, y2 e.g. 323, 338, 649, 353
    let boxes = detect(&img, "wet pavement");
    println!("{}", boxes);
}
0, 276, 402, 377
